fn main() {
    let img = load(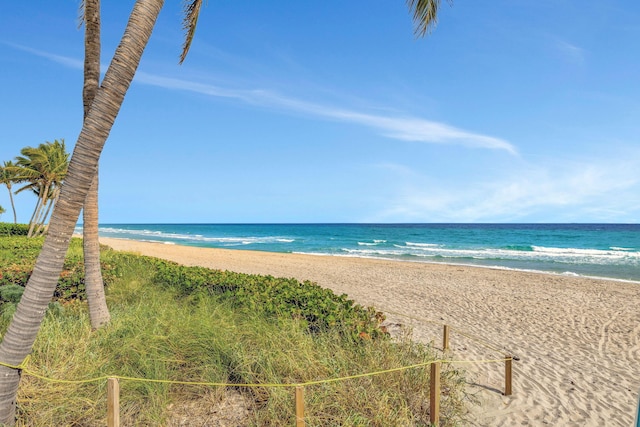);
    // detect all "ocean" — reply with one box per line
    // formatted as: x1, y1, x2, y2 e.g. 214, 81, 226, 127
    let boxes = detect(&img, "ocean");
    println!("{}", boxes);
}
88, 223, 640, 282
